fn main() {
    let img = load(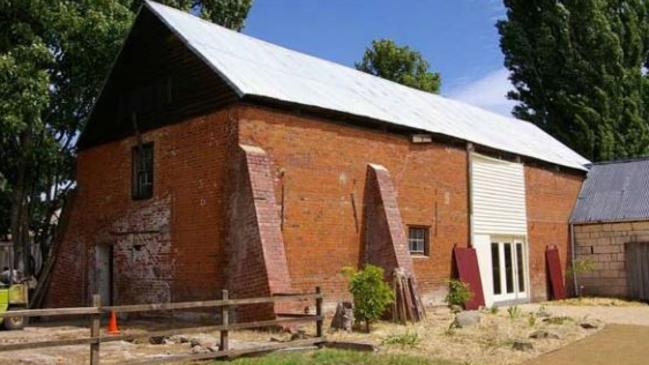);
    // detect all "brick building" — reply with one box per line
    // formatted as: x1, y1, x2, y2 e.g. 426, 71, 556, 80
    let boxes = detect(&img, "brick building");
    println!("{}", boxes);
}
45, 1, 589, 315
571, 157, 649, 300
